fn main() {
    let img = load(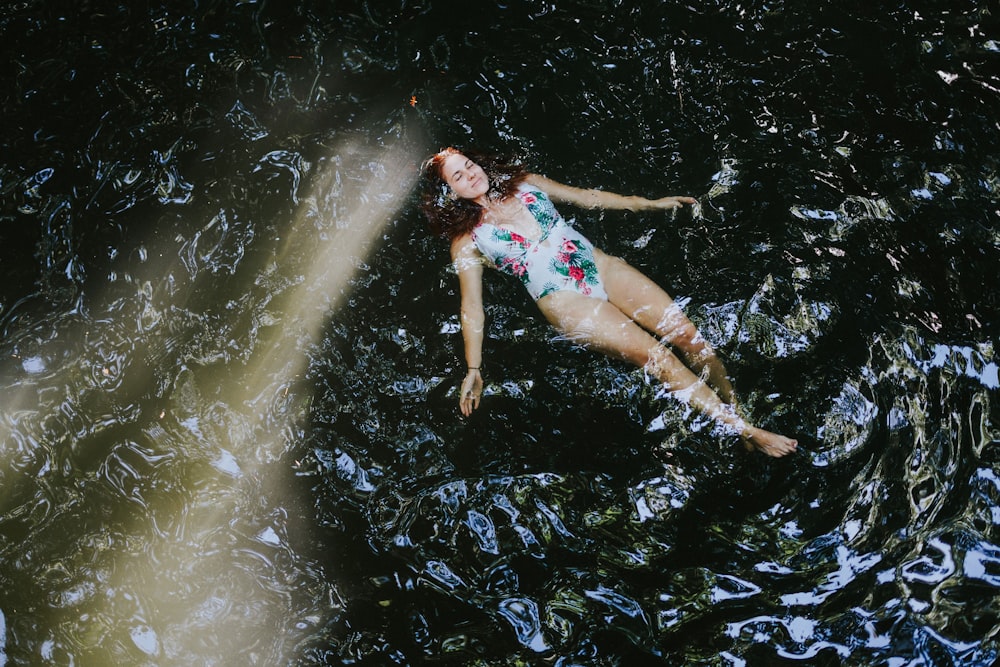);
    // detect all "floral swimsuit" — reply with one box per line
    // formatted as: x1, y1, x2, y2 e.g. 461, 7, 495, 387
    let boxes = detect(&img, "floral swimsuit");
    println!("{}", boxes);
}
471, 184, 608, 301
